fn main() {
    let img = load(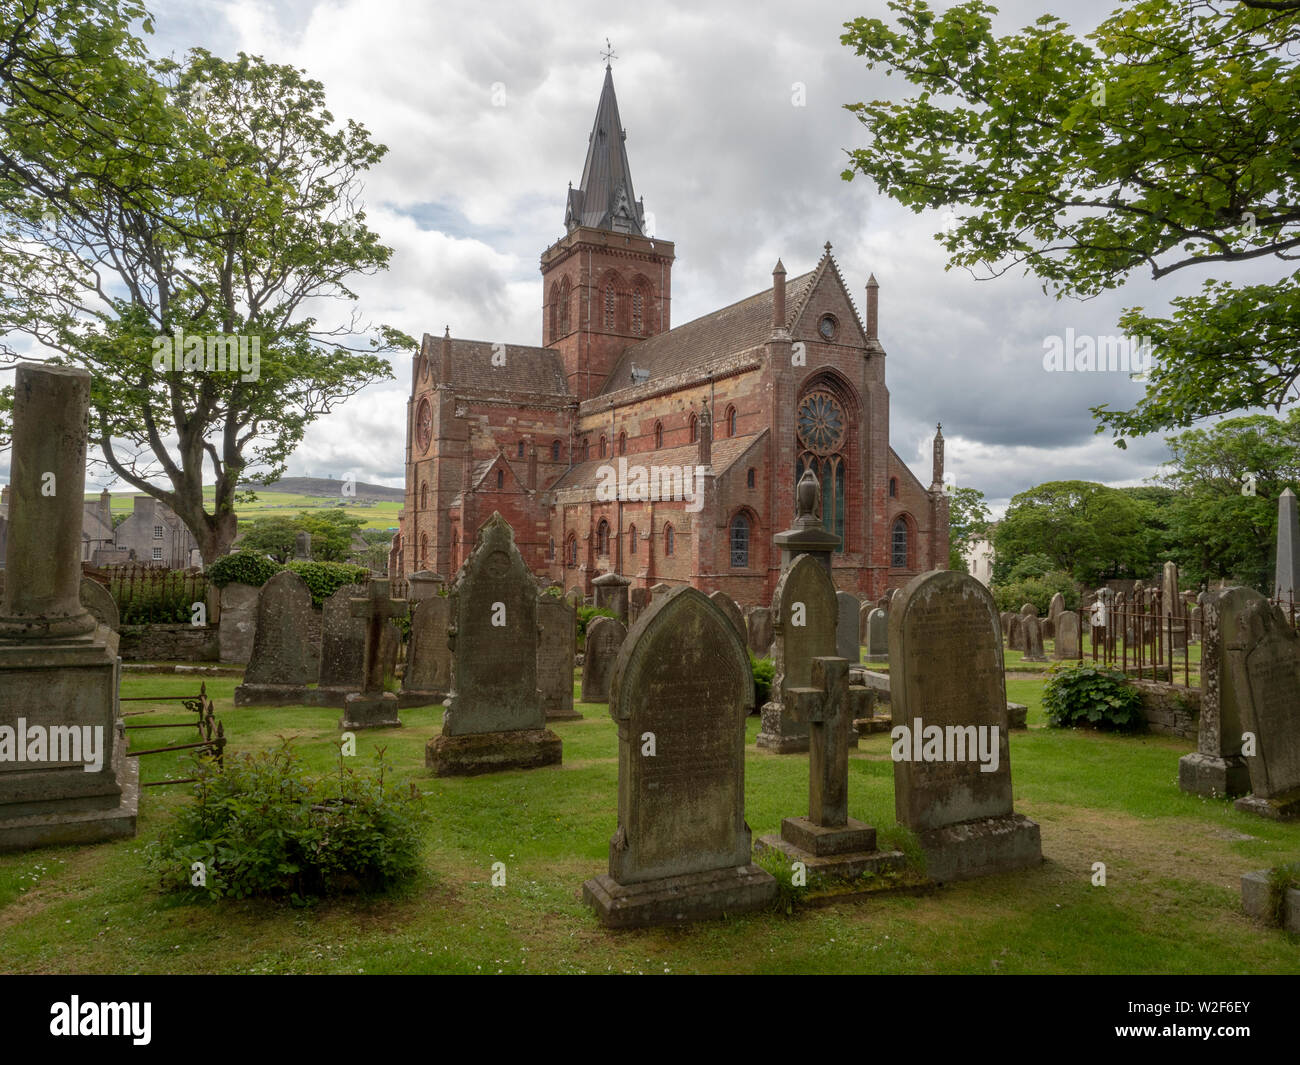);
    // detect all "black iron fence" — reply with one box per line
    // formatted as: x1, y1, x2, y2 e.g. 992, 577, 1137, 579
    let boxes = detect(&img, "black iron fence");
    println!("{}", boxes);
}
89, 563, 208, 625
122, 683, 225, 786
